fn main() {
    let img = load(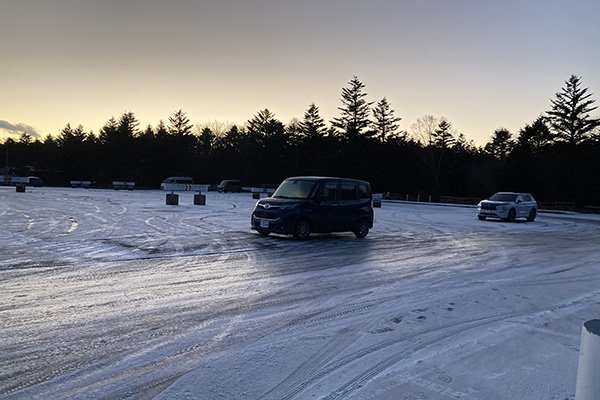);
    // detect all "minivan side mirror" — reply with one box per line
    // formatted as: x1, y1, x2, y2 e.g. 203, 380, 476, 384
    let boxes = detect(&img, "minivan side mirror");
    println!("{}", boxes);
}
517, 199, 523, 204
